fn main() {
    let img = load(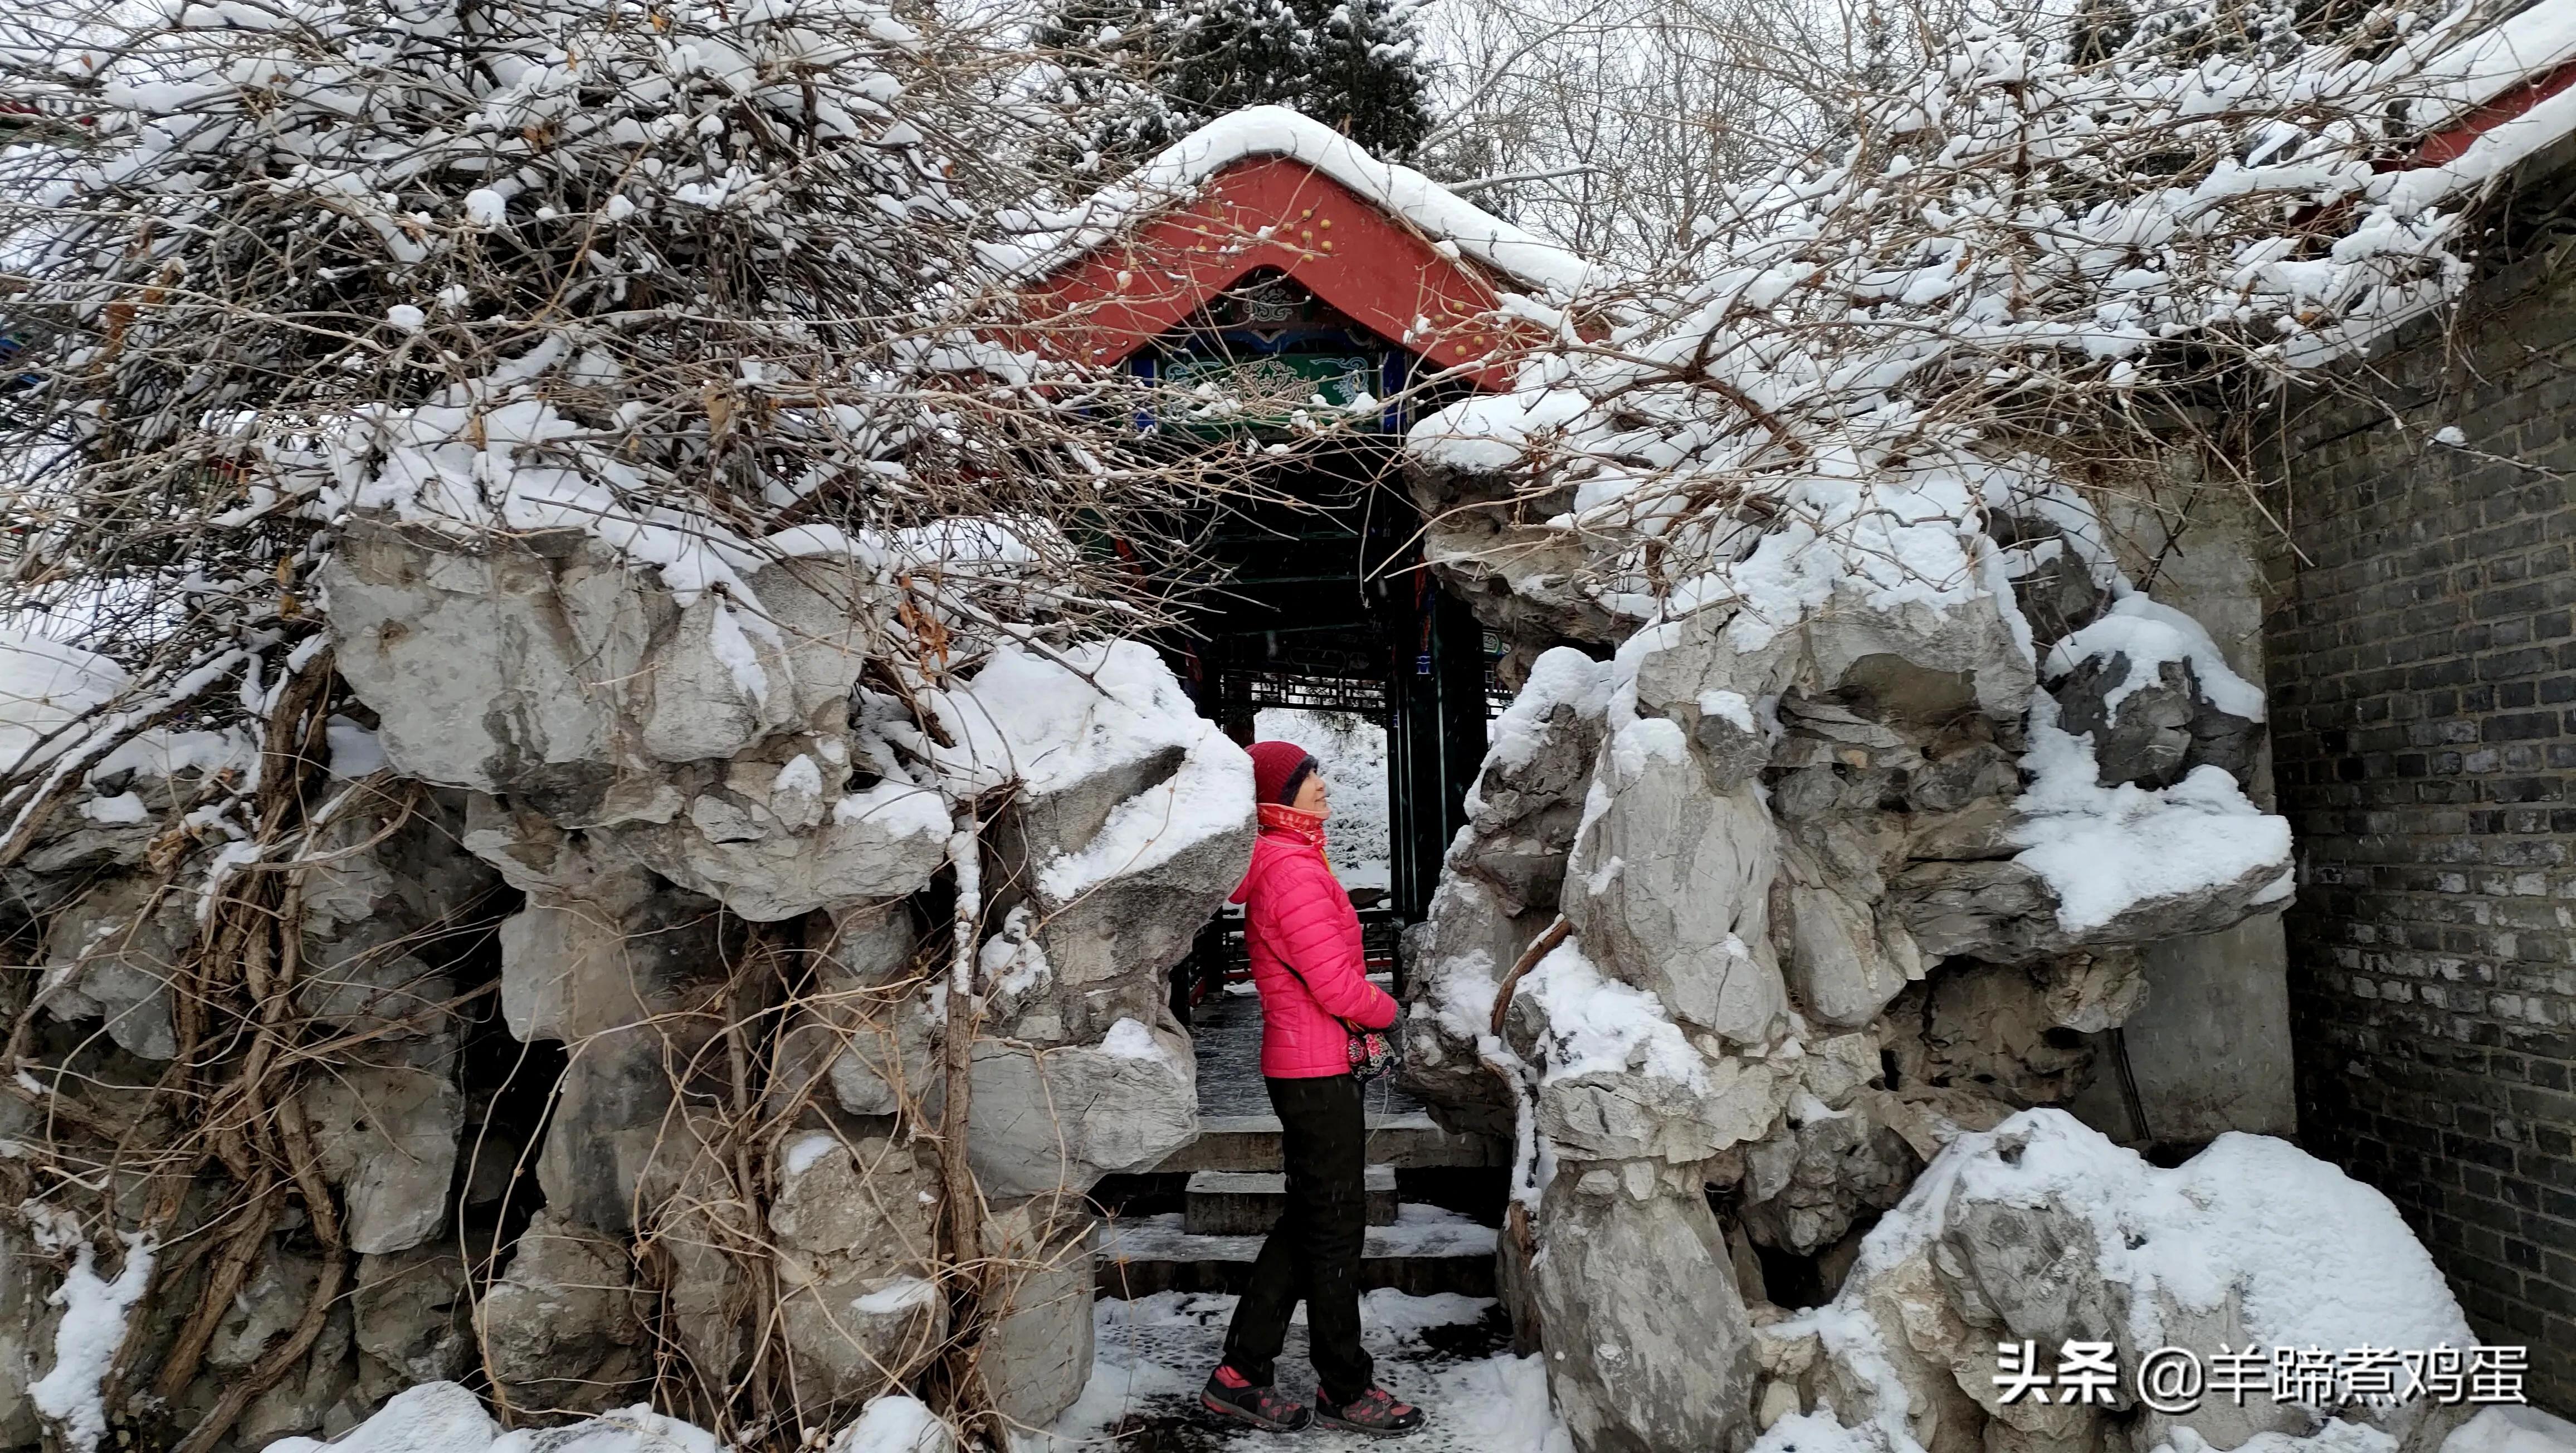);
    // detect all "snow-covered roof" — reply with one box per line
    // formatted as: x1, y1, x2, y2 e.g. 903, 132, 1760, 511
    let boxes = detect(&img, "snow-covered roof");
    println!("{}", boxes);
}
2407, 0, 2576, 123
2383, 1, 2576, 214
984, 106, 1599, 299
2286, 0, 2576, 363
